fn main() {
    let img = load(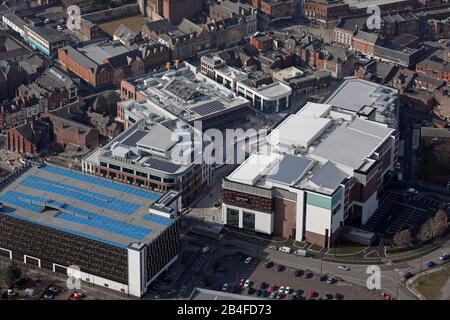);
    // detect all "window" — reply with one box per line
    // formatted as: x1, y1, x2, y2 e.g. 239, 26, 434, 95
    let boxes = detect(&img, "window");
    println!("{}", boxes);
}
279, 97, 287, 110
262, 99, 276, 113
163, 177, 175, 184
254, 95, 262, 108
99, 161, 108, 168
226, 208, 239, 227
136, 171, 148, 178
109, 164, 120, 171
122, 167, 134, 174
150, 175, 161, 182
332, 204, 341, 216
243, 211, 255, 230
